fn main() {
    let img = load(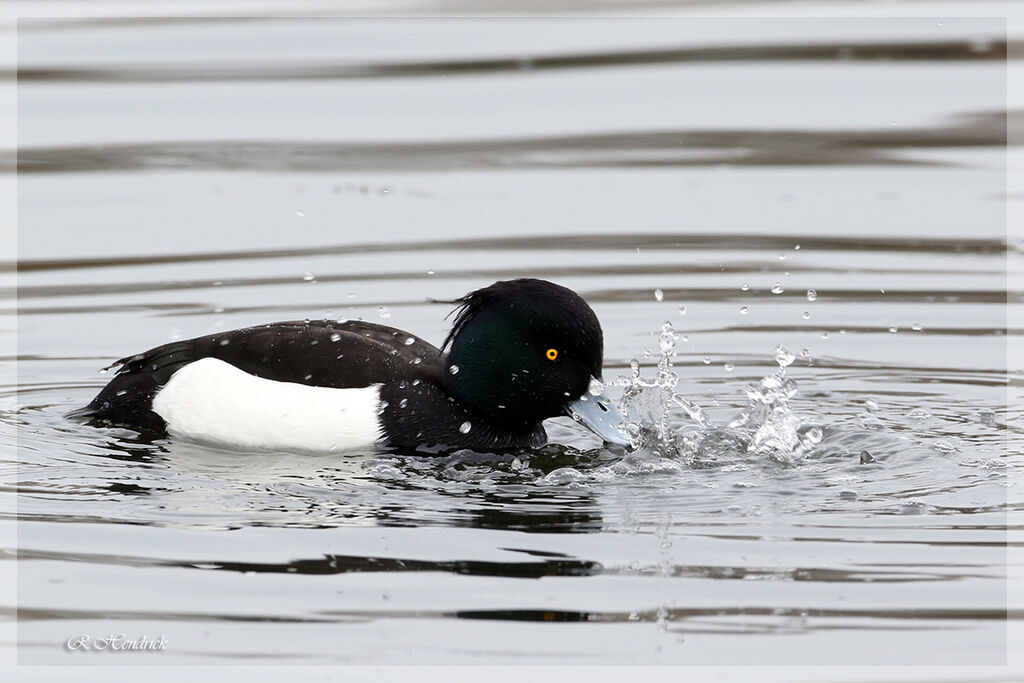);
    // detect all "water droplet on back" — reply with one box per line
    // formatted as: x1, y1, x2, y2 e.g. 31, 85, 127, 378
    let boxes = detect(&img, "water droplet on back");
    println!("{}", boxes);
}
459, 421, 472, 434
449, 365, 460, 375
